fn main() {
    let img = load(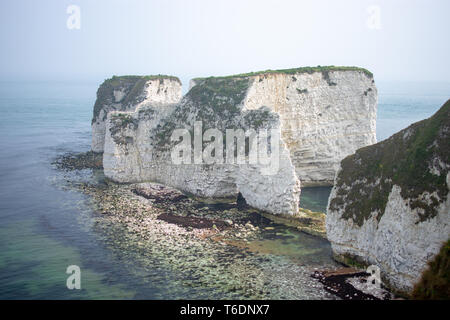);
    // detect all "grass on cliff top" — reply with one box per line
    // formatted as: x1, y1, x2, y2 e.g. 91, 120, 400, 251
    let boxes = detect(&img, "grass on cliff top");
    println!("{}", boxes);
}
329, 99, 450, 227
105, 75, 181, 86
412, 239, 450, 300
192, 65, 373, 81
186, 77, 250, 115
151, 77, 253, 149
